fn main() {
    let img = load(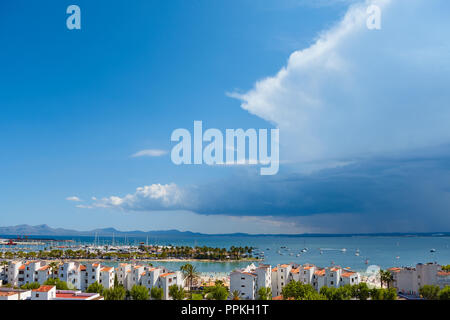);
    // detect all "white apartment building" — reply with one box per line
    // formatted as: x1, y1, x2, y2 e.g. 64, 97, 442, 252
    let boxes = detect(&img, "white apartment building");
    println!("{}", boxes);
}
389, 262, 447, 295
58, 262, 81, 289
7, 261, 23, 287
271, 264, 292, 297
230, 264, 271, 300
141, 266, 169, 290
99, 266, 115, 289
157, 271, 184, 300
